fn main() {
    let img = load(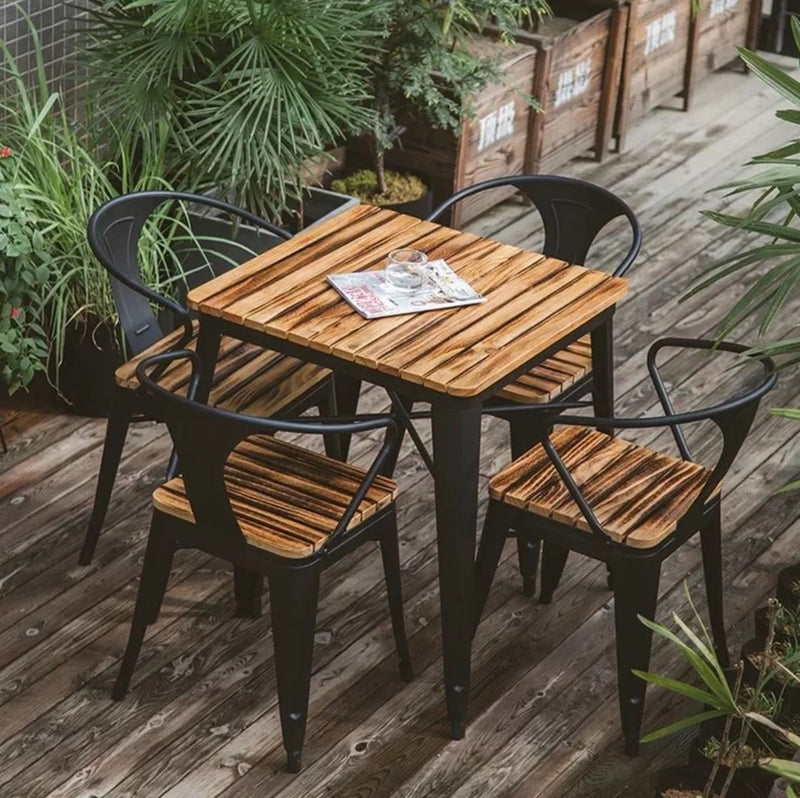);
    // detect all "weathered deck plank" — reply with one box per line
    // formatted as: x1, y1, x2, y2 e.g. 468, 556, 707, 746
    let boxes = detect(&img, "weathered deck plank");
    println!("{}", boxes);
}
1, 58, 799, 798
